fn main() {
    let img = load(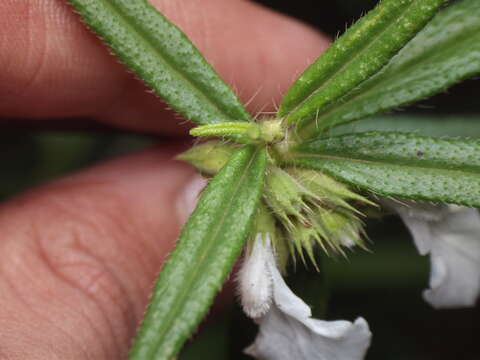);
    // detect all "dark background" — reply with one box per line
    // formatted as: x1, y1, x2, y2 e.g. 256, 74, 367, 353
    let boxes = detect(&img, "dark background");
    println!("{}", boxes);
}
1, 1, 479, 359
